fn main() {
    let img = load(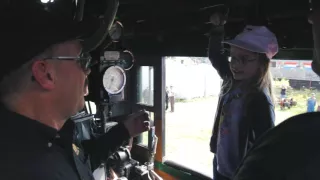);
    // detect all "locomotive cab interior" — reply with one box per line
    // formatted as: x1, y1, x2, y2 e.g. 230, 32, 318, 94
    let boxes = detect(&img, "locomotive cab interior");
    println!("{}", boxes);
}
9, 0, 314, 179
